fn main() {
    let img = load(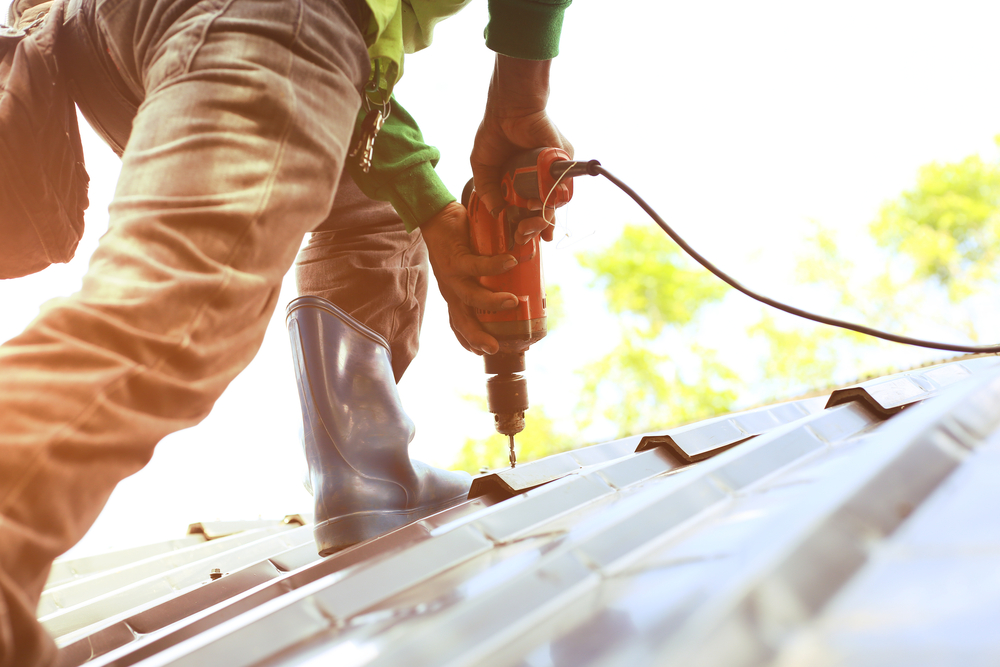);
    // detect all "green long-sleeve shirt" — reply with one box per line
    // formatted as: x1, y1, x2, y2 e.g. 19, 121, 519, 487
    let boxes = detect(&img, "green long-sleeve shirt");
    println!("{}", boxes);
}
350, 0, 572, 232
346, 98, 452, 233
